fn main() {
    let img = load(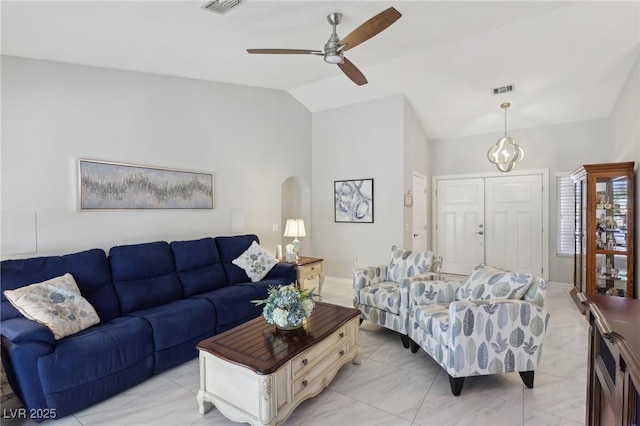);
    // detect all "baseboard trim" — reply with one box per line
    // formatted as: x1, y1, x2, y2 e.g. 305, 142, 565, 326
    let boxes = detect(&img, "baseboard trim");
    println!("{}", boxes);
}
548, 281, 572, 289
325, 276, 351, 284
